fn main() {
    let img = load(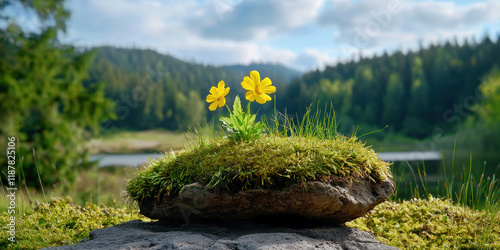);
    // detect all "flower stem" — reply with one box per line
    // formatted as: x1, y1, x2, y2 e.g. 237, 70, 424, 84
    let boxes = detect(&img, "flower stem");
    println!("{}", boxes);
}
246, 101, 251, 114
